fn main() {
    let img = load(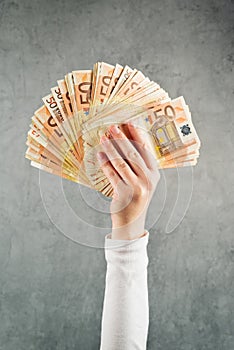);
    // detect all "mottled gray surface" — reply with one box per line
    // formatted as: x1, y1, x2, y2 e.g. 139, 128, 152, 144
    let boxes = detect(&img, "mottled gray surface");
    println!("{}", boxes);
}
0, 0, 234, 349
